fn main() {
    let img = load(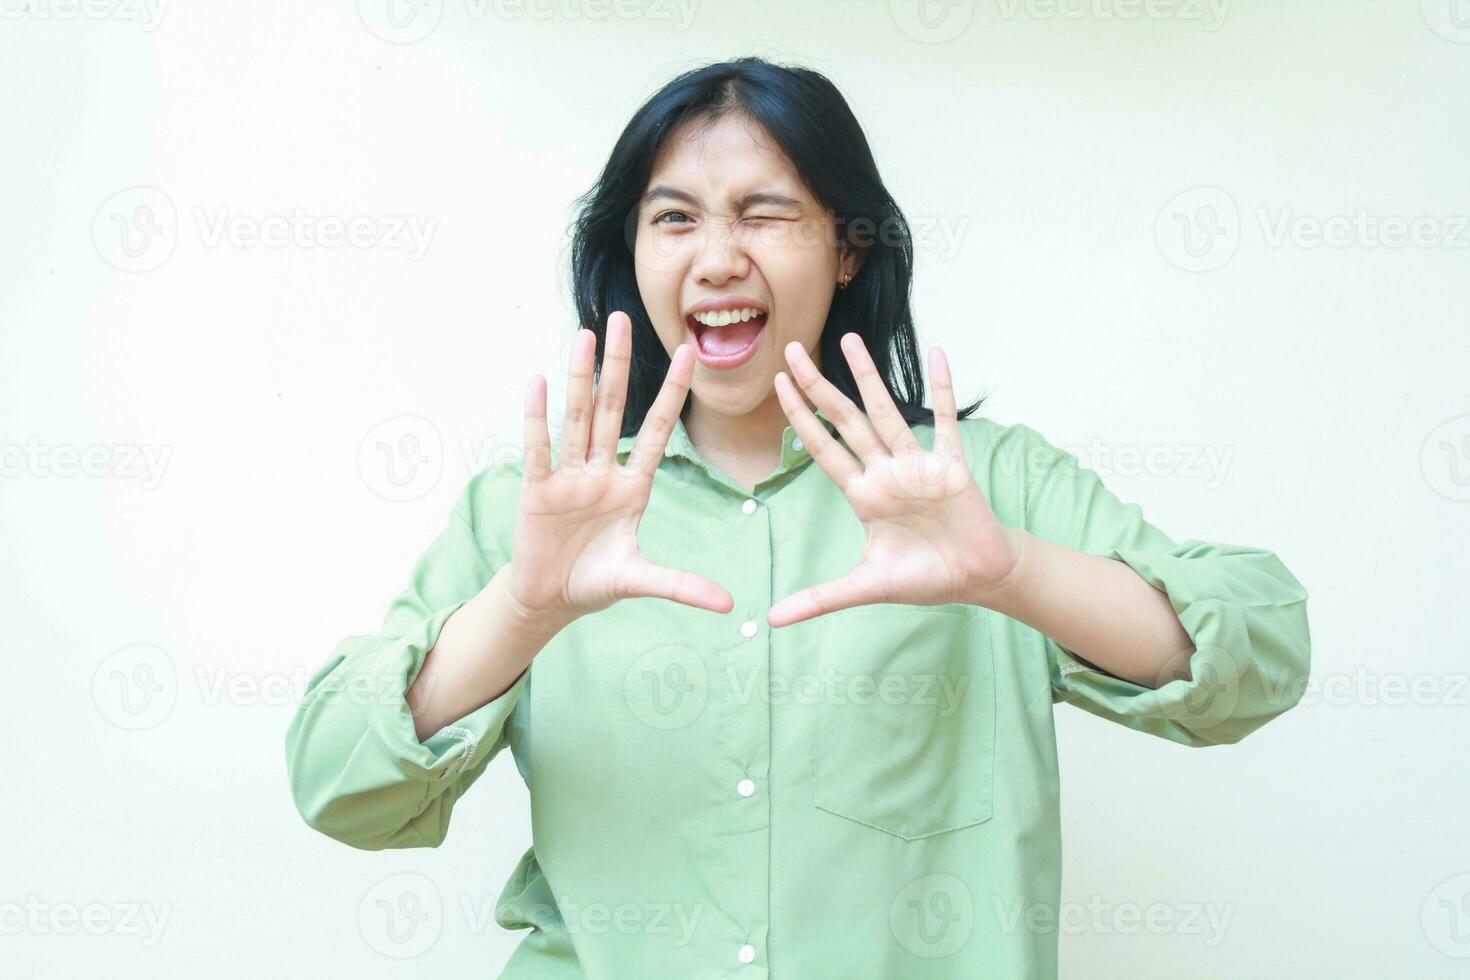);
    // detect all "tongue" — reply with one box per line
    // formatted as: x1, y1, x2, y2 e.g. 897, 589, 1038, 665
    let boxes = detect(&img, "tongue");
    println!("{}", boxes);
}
700, 316, 765, 356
